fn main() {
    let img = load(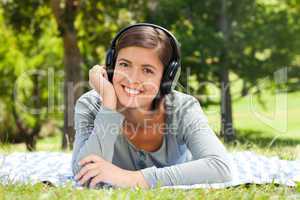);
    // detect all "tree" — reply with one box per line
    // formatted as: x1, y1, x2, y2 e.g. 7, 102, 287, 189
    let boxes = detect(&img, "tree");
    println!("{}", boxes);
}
1, 0, 299, 148
218, 0, 235, 141
0, 4, 63, 150
50, 0, 83, 149
49, 0, 145, 149
0, 0, 146, 150
143, 0, 300, 141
